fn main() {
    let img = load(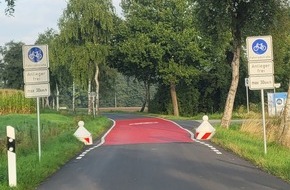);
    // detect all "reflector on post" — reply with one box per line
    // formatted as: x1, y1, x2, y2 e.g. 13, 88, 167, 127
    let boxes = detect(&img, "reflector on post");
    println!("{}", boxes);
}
7, 126, 17, 187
